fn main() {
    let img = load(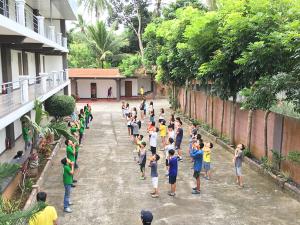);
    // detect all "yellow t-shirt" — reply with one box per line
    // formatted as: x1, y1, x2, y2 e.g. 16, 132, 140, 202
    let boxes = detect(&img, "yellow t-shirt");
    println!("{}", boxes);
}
203, 147, 211, 163
140, 88, 144, 95
160, 124, 167, 137
29, 206, 58, 225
